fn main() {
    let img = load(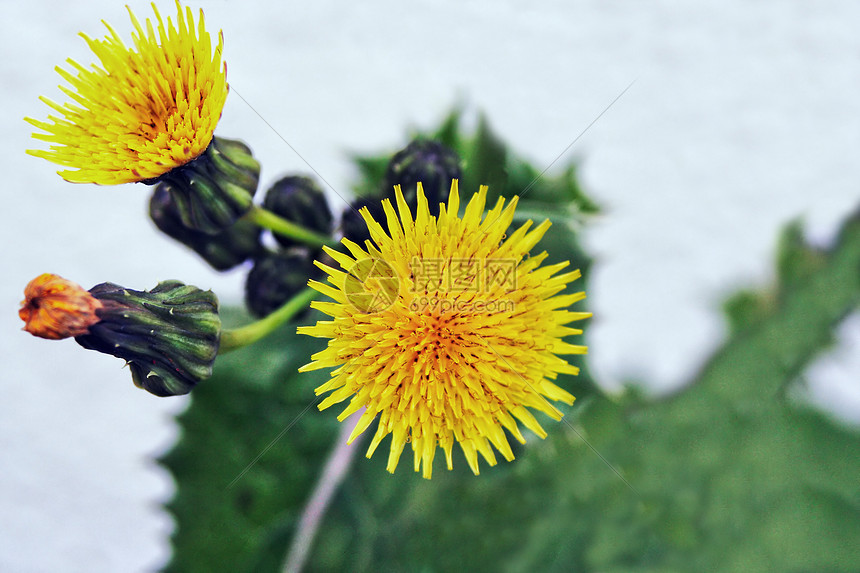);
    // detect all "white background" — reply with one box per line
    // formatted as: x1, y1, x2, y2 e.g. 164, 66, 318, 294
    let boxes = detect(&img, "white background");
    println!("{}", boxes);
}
2, 1, 859, 571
